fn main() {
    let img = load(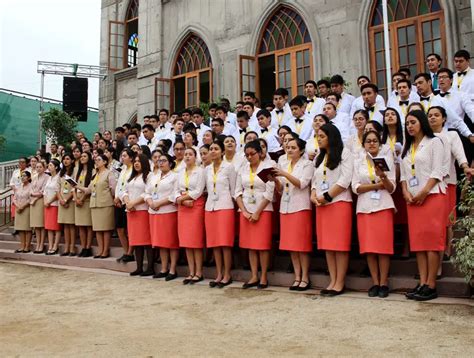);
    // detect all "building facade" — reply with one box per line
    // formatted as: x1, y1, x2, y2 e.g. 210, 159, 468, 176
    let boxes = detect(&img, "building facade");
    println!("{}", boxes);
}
99, 0, 473, 129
